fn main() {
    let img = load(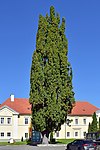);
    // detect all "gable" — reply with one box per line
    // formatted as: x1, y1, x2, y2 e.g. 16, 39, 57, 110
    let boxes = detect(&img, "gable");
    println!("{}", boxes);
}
0, 98, 31, 114
0, 105, 19, 116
